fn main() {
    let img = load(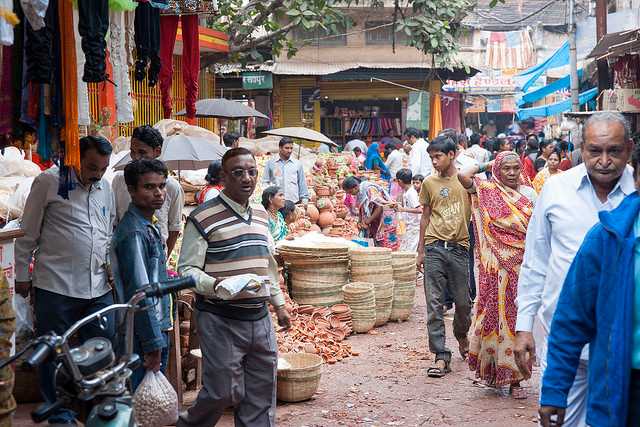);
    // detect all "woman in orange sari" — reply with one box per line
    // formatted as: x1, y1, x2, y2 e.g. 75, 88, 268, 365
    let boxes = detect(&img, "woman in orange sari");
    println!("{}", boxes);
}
458, 151, 536, 399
